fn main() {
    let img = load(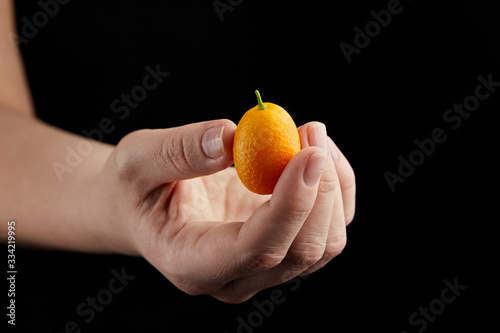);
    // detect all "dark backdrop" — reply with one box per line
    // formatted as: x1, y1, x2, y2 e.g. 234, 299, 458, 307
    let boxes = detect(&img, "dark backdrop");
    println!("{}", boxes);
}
4, 0, 498, 332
